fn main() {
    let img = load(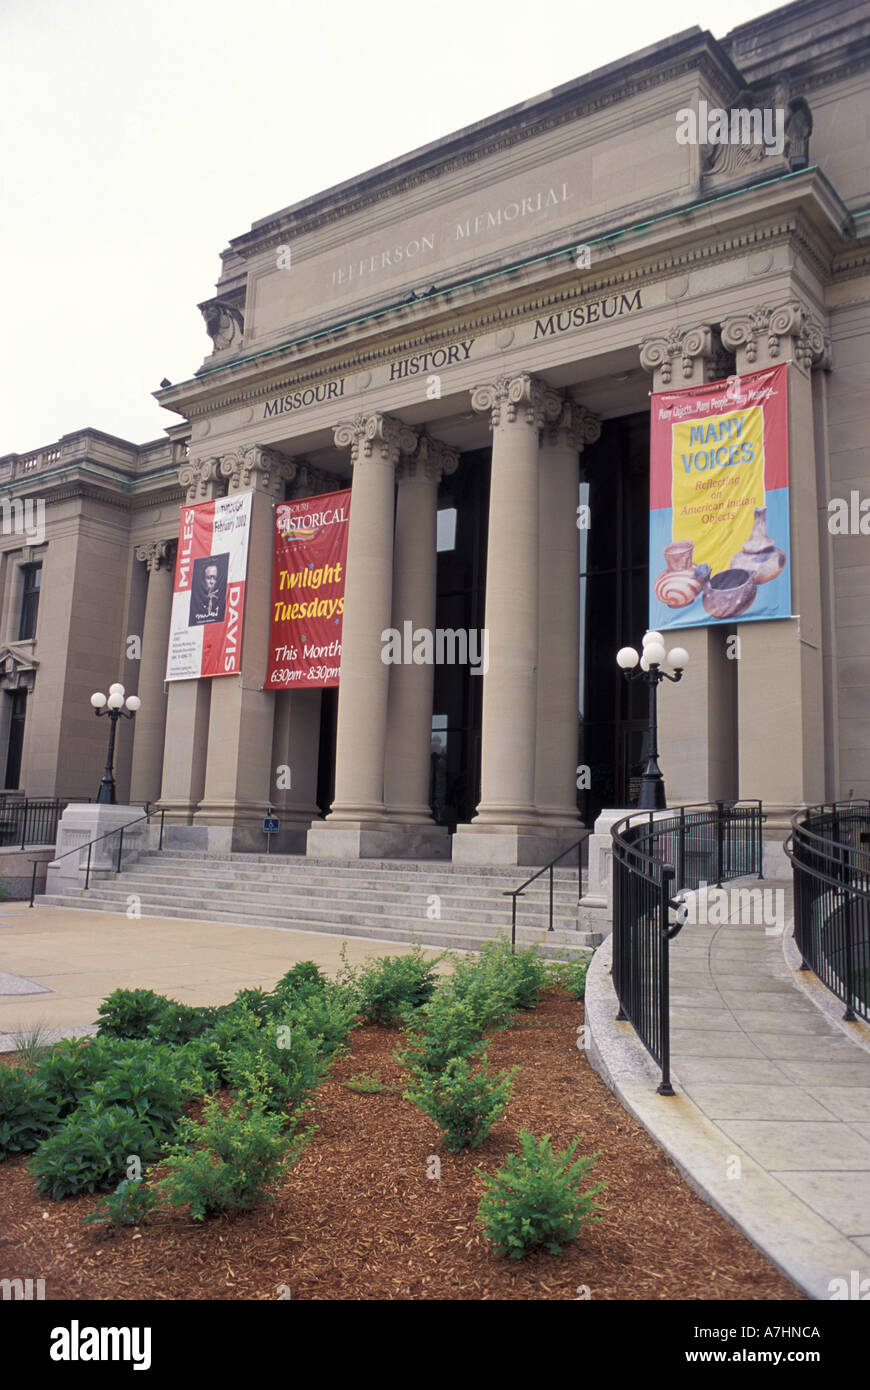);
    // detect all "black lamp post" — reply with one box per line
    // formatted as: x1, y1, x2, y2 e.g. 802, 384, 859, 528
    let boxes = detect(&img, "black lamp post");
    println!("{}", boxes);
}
616, 633, 689, 811
90, 683, 141, 804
